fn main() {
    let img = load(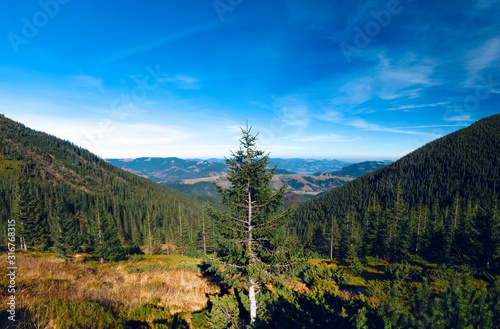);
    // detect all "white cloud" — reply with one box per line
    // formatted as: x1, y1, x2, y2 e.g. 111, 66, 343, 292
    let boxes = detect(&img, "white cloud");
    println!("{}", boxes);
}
71, 74, 104, 92
373, 53, 437, 100
160, 75, 200, 90
389, 102, 449, 111
102, 20, 220, 64
294, 134, 361, 142
322, 52, 437, 116
346, 118, 443, 138
271, 95, 312, 127
466, 37, 500, 79
444, 115, 473, 122
394, 124, 469, 129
